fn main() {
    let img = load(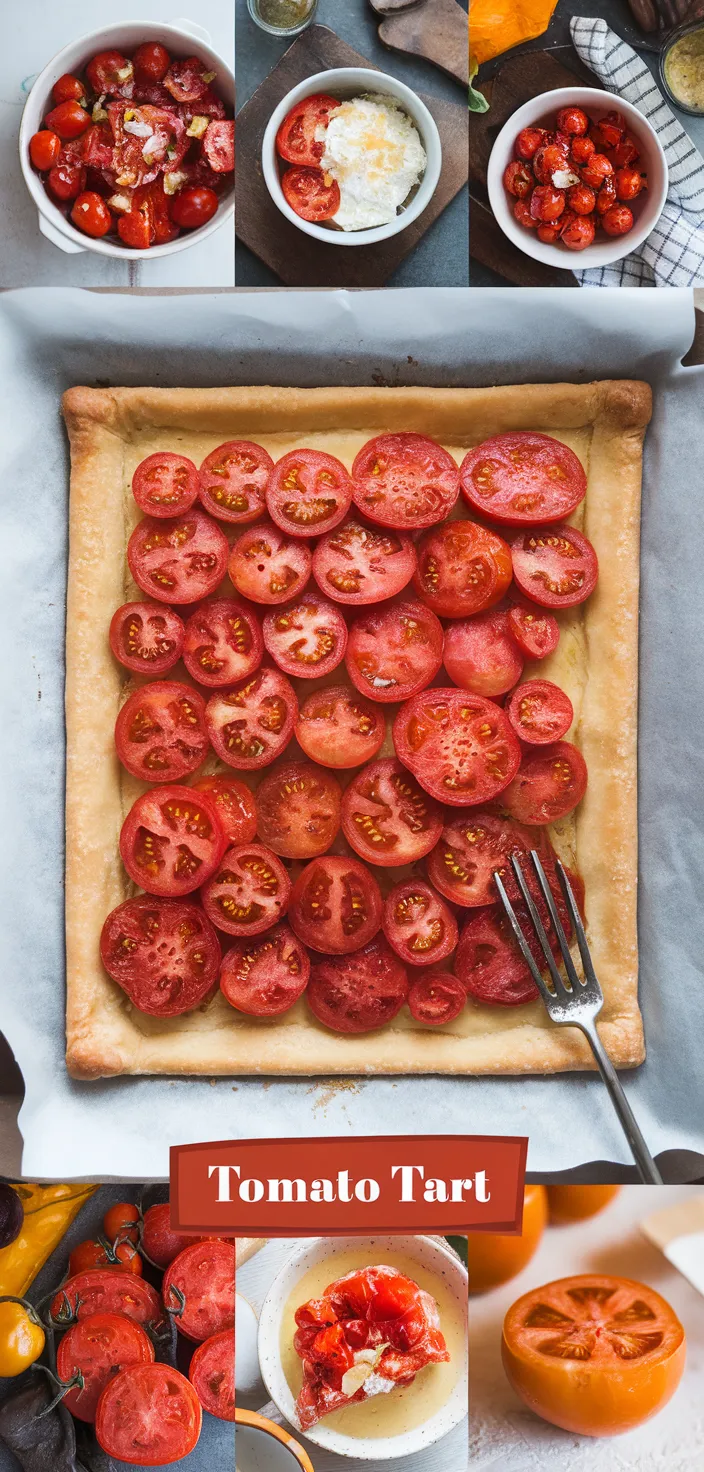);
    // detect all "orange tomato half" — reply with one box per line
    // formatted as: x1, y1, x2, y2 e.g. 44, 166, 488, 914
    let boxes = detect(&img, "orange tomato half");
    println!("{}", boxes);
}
468, 1184, 547, 1295
502, 1273, 686, 1436
547, 1184, 621, 1224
